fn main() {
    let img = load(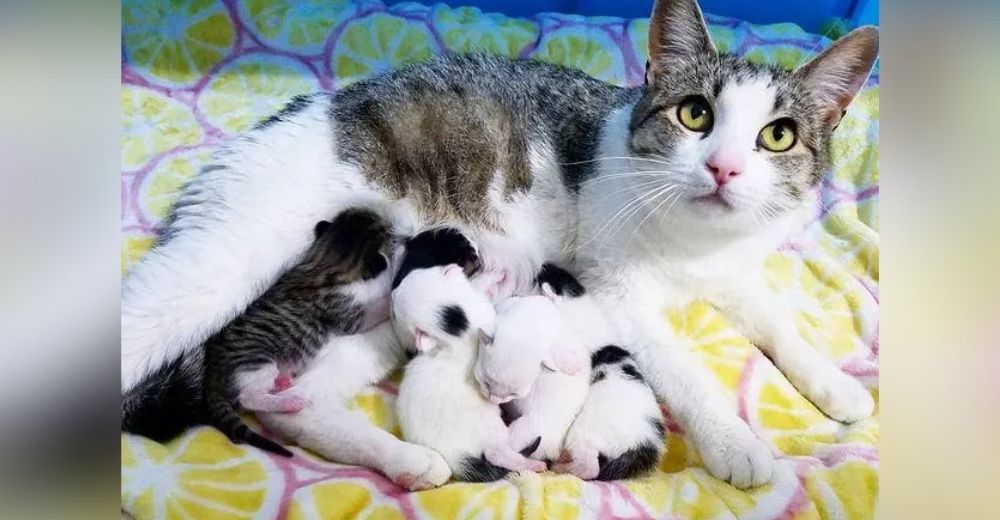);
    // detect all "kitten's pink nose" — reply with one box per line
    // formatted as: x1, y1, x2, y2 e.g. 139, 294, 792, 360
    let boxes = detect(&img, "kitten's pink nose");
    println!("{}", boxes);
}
706, 151, 744, 186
